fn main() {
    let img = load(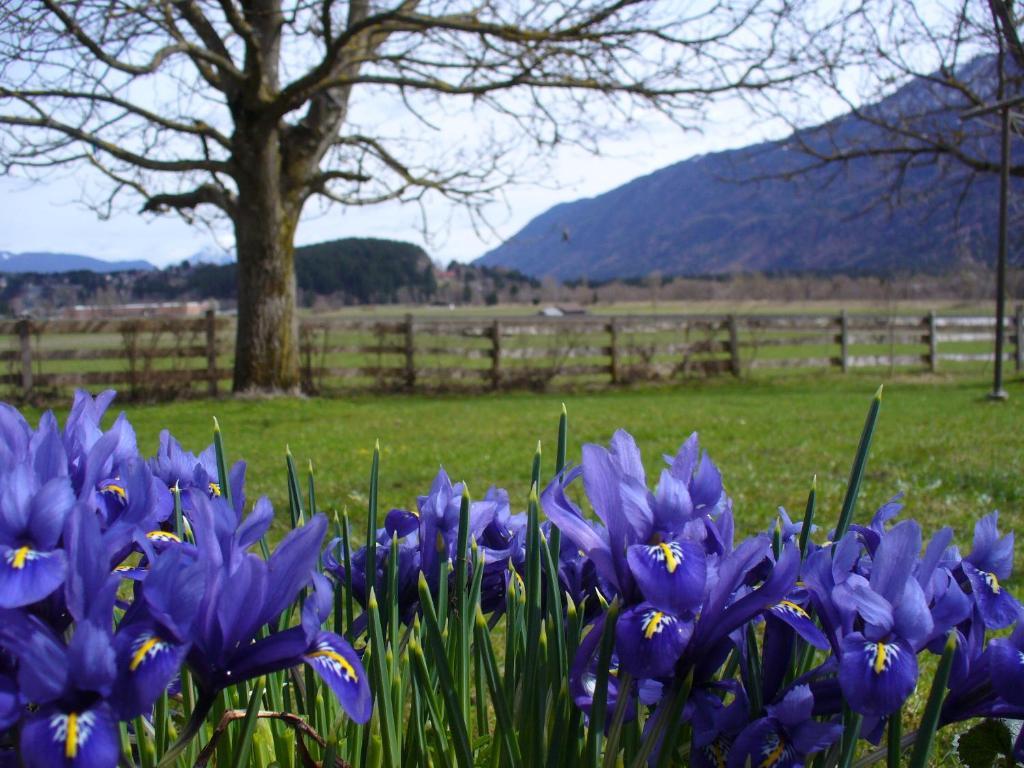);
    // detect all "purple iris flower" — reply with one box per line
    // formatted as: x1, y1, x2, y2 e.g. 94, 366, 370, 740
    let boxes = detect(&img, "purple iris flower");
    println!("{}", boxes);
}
960, 511, 1020, 629
148, 431, 246, 518
543, 431, 725, 605
802, 507, 980, 720
385, 468, 497, 590
941, 611, 1024, 726
129, 494, 371, 723
331, 468, 503, 626
728, 685, 841, 768
986, 617, 1024, 708
325, 527, 423, 629
832, 521, 933, 717
59, 392, 139, 510
0, 462, 76, 609
688, 681, 750, 768
0, 506, 123, 768
760, 590, 830, 703
543, 431, 724, 680
475, 487, 529, 613
550, 429, 801, 724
